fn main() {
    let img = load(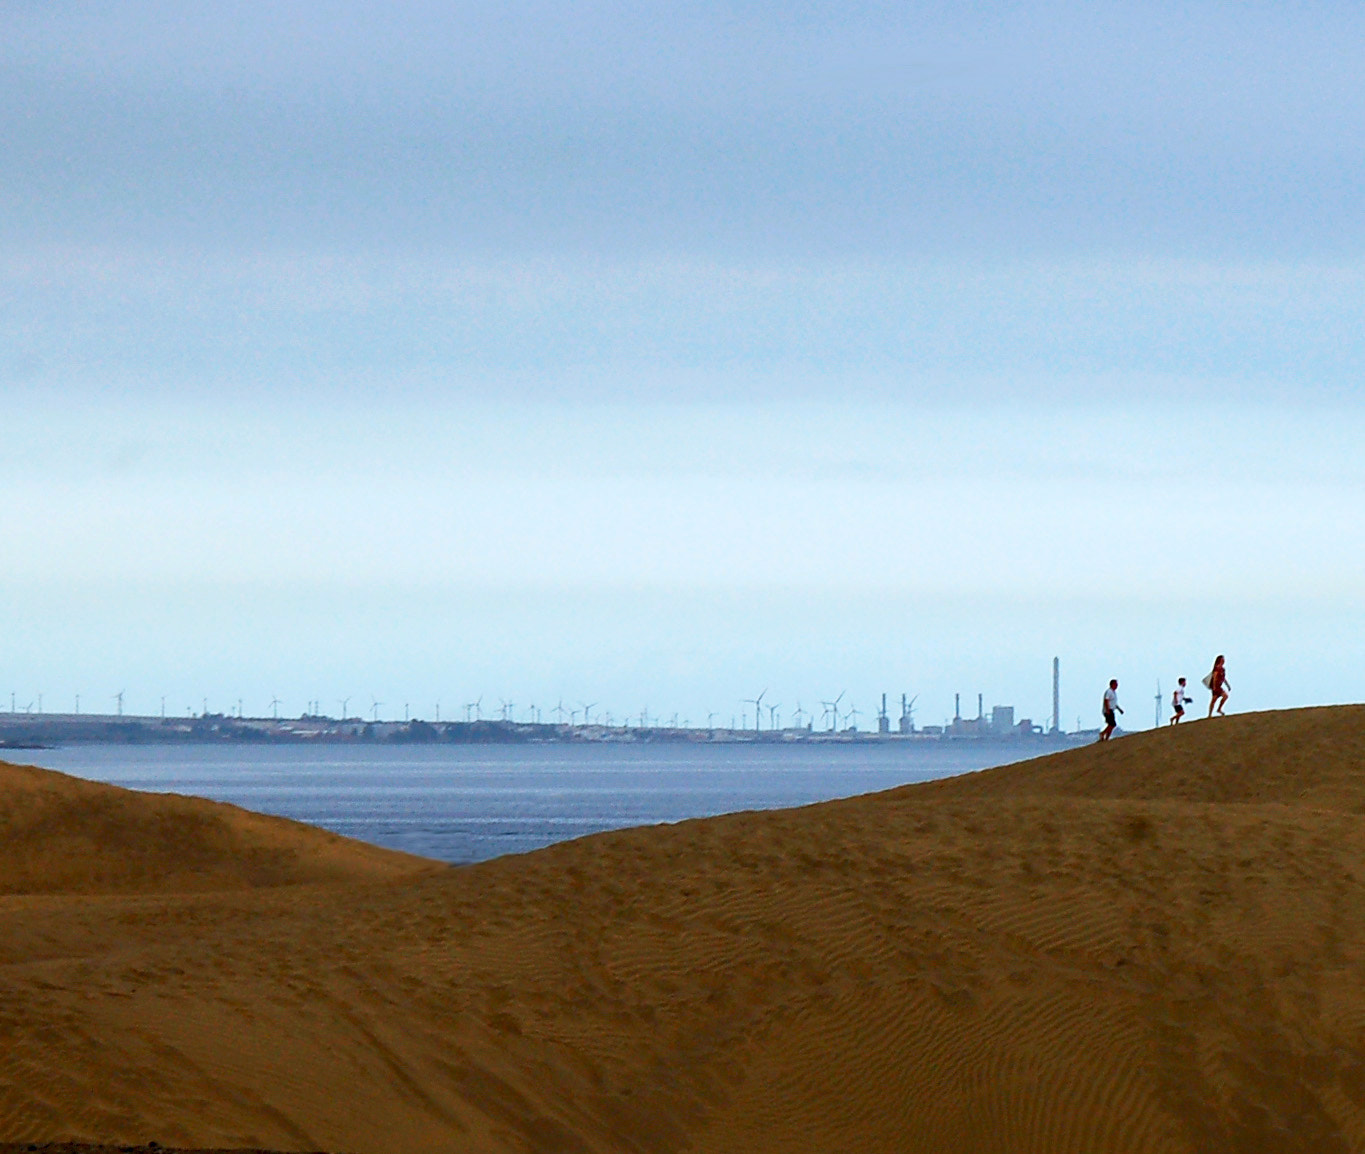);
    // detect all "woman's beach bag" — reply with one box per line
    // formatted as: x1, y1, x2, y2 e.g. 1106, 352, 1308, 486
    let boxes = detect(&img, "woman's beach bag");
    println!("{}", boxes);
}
1201, 672, 1214, 689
